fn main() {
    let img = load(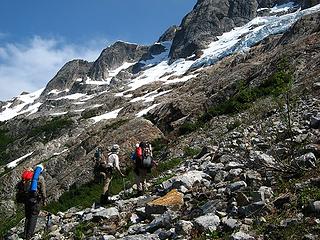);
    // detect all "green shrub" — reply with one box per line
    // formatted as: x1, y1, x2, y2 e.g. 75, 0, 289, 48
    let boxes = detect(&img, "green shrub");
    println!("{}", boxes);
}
184, 147, 201, 157
45, 168, 136, 214
28, 117, 73, 142
0, 129, 14, 166
179, 121, 204, 135
0, 206, 24, 238
226, 119, 242, 132
150, 137, 168, 159
156, 157, 183, 173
